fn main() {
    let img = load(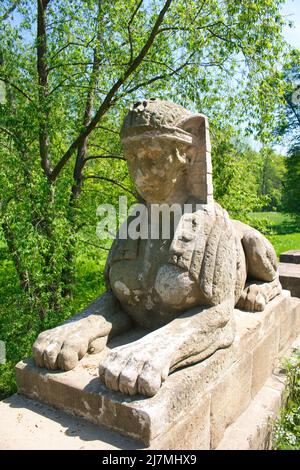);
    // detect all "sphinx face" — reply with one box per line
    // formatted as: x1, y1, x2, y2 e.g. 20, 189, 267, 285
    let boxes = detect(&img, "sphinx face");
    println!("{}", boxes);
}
123, 138, 195, 204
